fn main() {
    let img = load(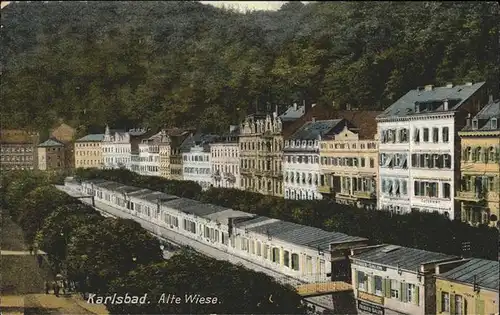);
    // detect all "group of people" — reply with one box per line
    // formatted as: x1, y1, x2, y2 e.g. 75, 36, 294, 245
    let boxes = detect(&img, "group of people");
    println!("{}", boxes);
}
45, 279, 74, 297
